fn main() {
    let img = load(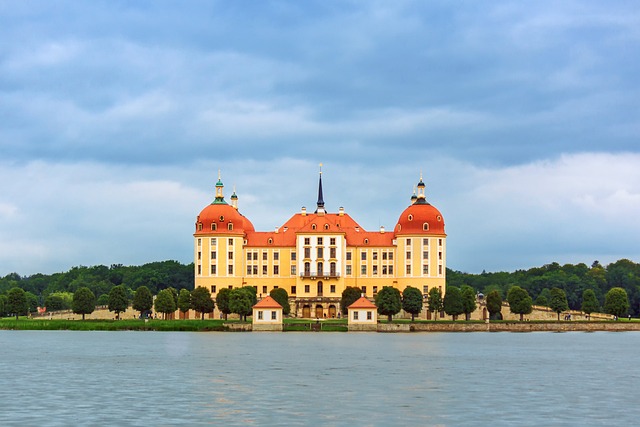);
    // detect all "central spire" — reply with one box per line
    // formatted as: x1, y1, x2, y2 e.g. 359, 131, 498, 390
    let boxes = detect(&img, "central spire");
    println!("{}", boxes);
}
315, 163, 325, 215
